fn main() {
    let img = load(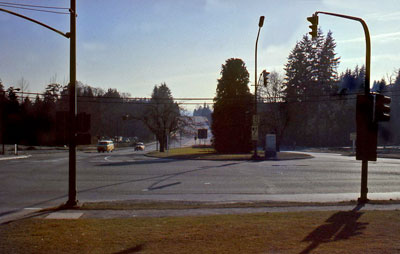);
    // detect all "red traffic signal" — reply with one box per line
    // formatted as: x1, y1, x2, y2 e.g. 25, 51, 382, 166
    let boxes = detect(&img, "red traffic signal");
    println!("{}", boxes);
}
374, 94, 391, 122
307, 14, 318, 39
